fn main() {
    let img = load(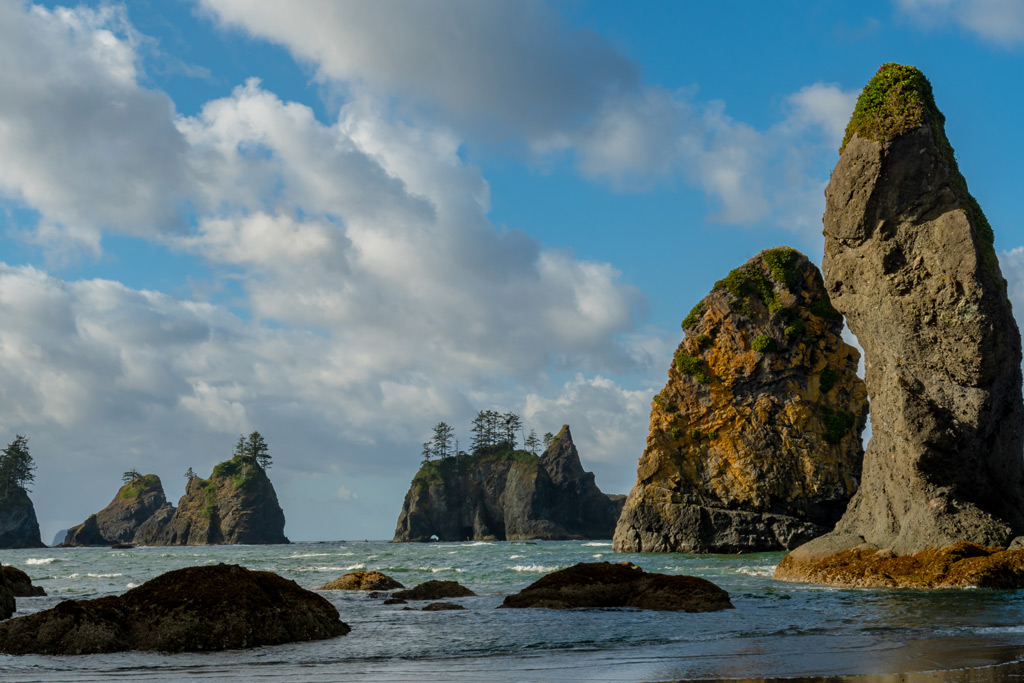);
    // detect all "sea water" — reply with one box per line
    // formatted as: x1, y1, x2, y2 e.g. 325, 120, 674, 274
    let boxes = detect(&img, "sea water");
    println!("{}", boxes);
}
2, 540, 1024, 682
